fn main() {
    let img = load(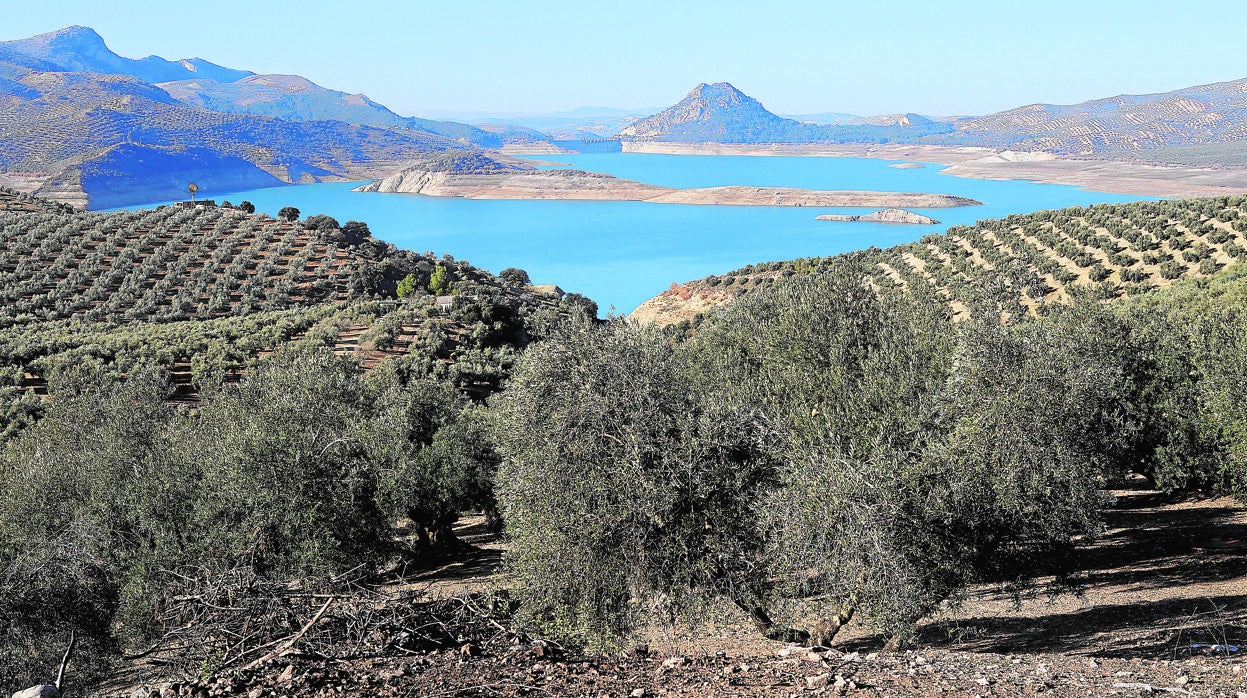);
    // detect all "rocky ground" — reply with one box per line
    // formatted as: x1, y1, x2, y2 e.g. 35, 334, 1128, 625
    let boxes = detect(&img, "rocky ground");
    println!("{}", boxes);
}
82, 479, 1247, 698
109, 641, 1246, 697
